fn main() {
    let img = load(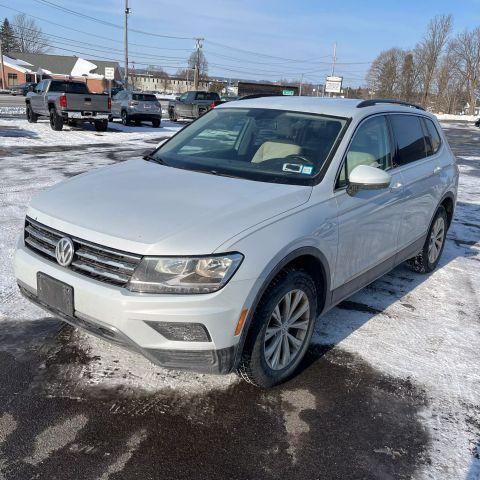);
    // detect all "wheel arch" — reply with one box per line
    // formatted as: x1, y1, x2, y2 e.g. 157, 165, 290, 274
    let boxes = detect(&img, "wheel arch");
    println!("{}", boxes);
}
232, 246, 331, 369
440, 191, 455, 229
